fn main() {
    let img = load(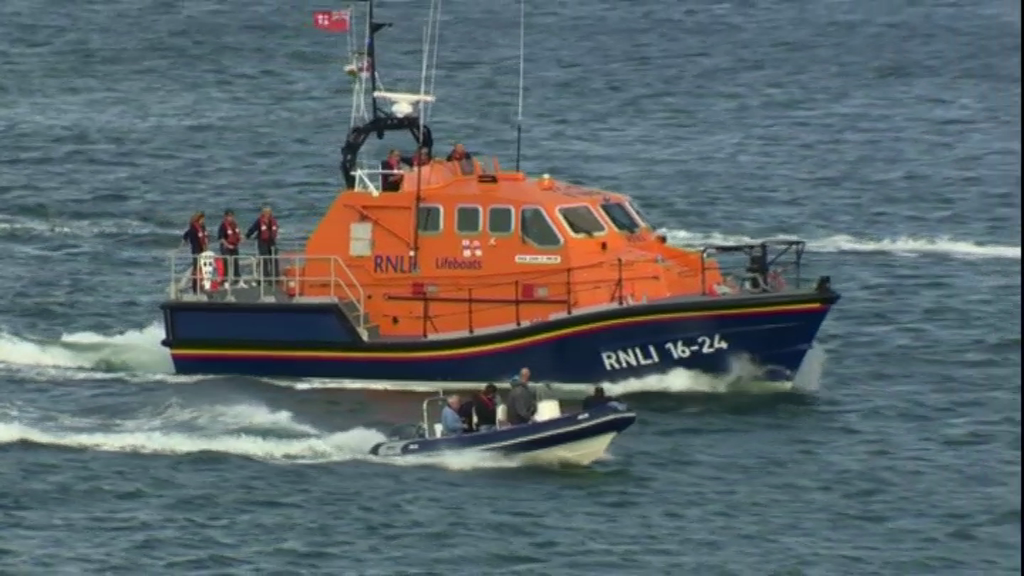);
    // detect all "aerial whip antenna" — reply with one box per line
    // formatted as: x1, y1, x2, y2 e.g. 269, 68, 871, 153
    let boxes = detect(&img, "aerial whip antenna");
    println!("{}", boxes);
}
426, 0, 443, 120
514, 0, 525, 172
